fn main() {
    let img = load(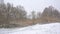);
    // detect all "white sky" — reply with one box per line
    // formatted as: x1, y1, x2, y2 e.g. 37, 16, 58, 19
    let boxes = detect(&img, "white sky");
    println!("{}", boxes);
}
4, 0, 60, 14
